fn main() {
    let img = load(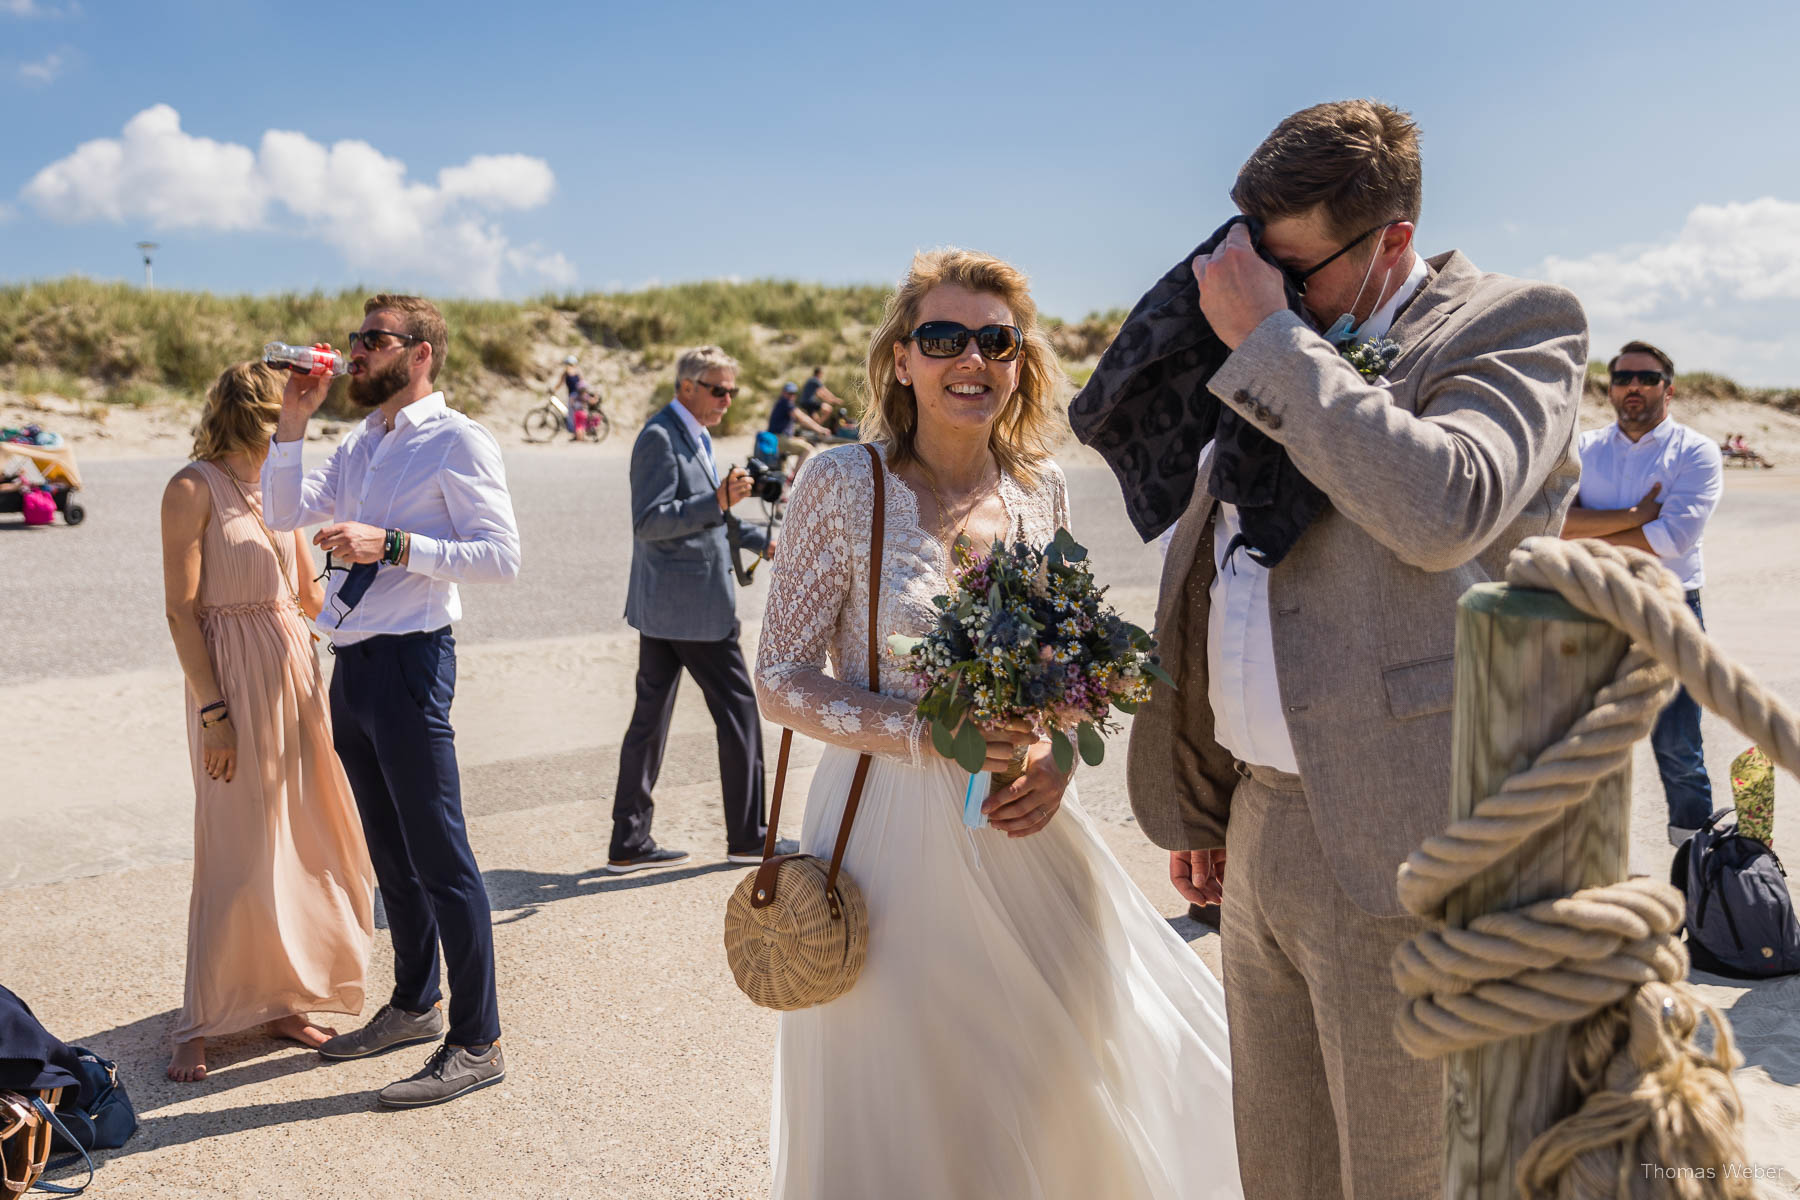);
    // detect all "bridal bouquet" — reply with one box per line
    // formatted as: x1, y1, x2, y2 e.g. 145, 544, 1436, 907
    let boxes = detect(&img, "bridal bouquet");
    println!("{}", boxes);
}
888, 529, 1171, 820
